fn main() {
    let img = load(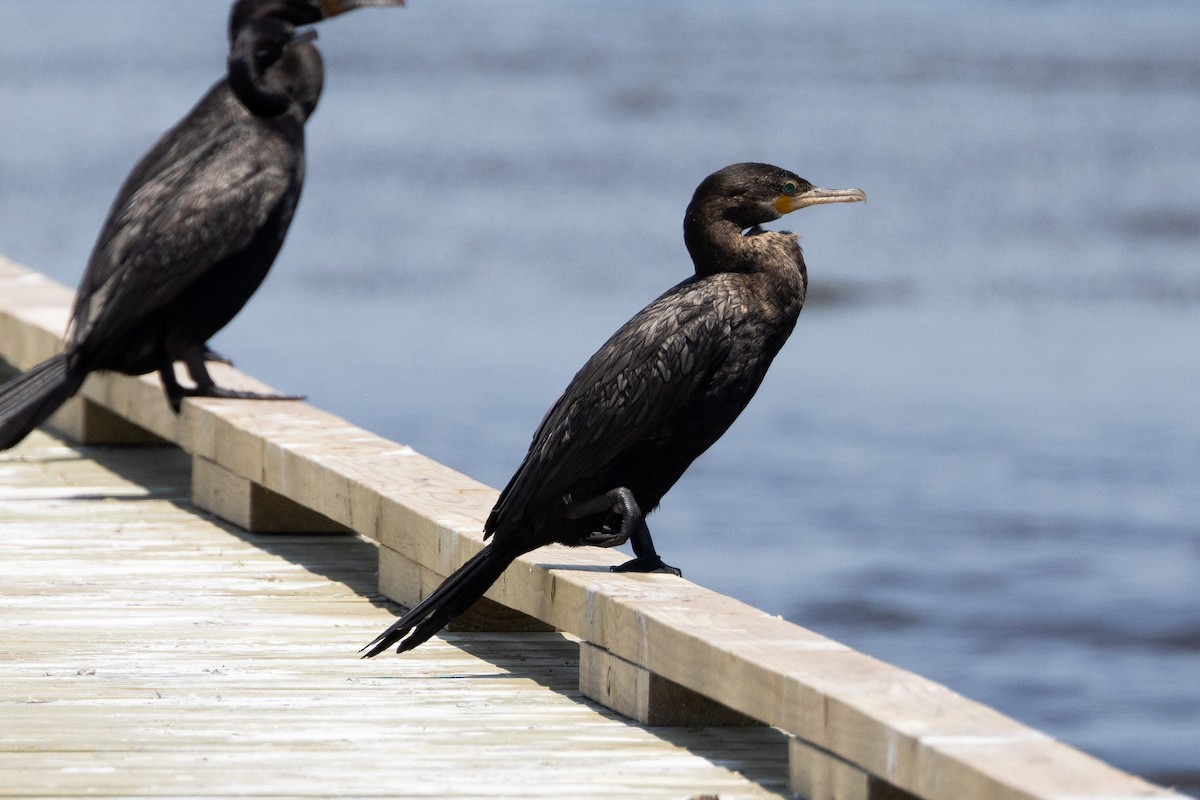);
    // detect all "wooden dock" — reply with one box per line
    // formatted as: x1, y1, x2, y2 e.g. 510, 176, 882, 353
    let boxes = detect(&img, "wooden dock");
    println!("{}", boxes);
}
0, 428, 788, 798
0, 254, 1191, 800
